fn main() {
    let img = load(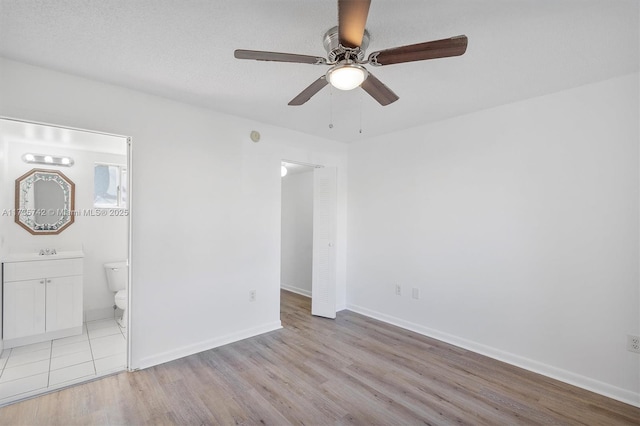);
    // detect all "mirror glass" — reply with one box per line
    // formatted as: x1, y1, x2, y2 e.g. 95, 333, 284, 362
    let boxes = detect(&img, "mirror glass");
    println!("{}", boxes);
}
15, 168, 75, 234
